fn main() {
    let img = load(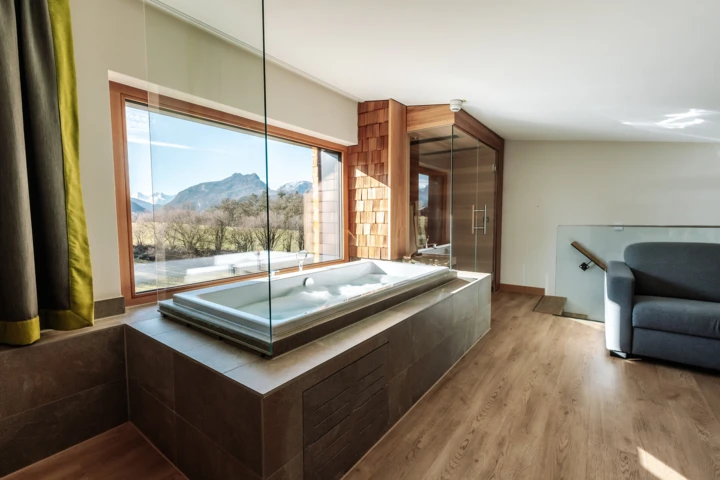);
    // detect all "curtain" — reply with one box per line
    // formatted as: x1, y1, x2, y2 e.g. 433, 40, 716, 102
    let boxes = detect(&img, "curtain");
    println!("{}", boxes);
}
0, 0, 93, 345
